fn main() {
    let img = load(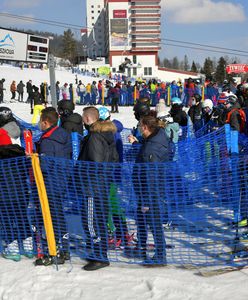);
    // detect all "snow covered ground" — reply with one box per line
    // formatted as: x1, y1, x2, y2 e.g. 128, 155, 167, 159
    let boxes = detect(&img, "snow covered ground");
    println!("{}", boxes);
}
0, 65, 248, 300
